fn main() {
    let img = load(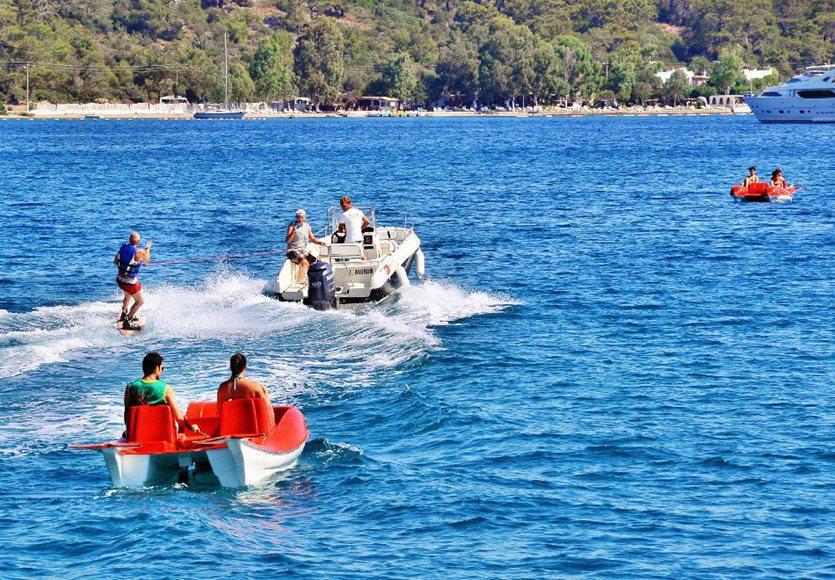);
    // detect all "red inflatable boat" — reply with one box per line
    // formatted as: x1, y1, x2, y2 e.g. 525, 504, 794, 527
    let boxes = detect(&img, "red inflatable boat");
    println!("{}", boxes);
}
730, 182, 798, 202
73, 399, 308, 488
